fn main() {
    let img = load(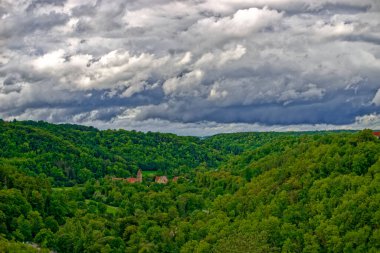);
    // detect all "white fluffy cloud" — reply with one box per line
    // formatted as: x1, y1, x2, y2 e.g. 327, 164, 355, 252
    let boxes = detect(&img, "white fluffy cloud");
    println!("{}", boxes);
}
190, 7, 283, 37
